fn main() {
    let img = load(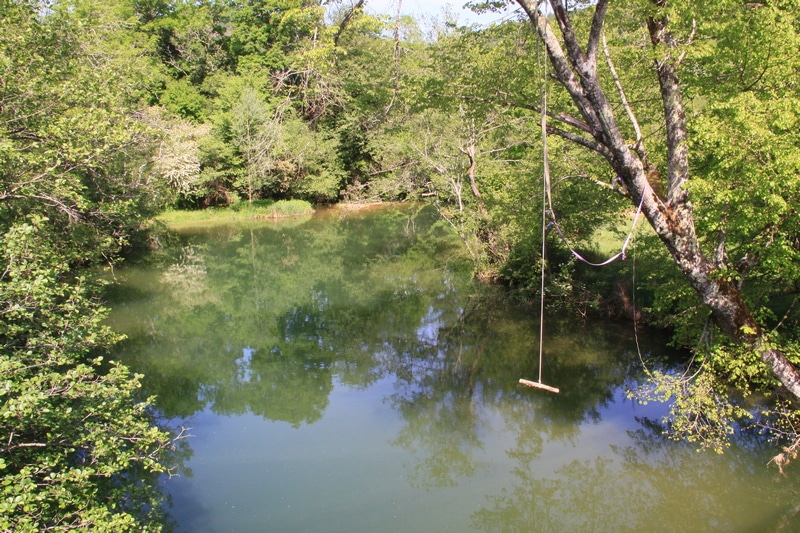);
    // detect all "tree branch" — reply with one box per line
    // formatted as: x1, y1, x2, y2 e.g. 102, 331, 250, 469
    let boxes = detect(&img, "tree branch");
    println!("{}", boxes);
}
550, 0, 585, 71
586, 0, 609, 72
444, 91, 594, 134
333, 0, 365, 47
555, 173, 628, 196
546, 125, 613, 159
458, 145, 482, 199
517, 0, 604, 135
602, 33, 647, 162
647, 14, 690, 207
